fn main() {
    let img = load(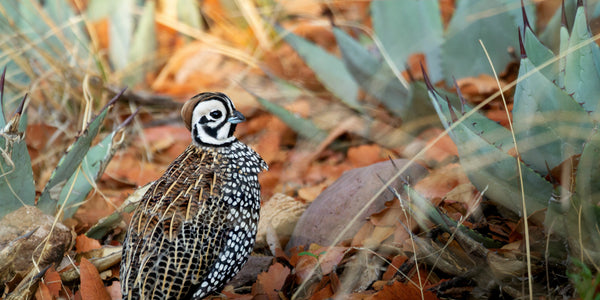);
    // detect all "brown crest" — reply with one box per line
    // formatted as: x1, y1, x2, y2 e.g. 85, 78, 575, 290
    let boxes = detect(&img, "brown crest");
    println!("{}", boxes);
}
181, 96, 203, 131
